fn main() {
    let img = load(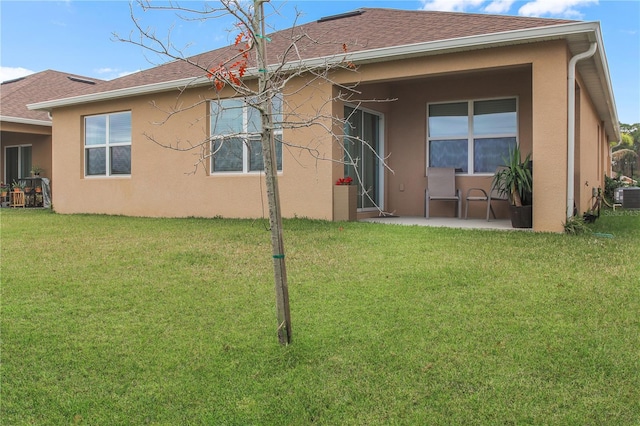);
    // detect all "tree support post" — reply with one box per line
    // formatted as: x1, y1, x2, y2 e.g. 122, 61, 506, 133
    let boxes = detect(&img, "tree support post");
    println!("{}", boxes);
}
254, 0, 292, 345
